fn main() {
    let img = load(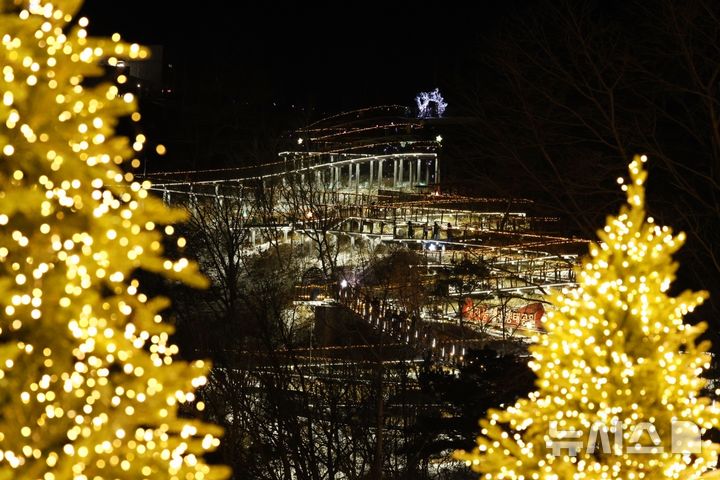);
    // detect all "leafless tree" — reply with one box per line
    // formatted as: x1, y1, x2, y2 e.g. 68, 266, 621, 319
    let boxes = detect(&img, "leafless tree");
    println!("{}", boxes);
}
360, 247, 430, 317
454, 0, 720, 316
280, 172, 346, 279
170, 182, 466, 479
